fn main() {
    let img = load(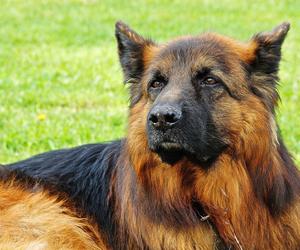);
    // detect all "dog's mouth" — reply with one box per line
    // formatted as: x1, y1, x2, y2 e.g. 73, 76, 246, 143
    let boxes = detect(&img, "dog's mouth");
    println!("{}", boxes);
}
153, 141, 217, 166
156, 142, 185, 164
159, 142, 182, 151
